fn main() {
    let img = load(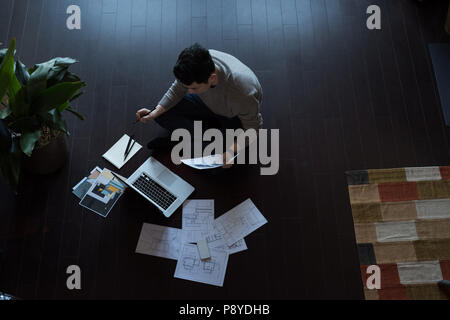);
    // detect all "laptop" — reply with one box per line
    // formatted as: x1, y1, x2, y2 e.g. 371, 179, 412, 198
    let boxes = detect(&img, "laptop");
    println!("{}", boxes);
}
125, 157, 195, 217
